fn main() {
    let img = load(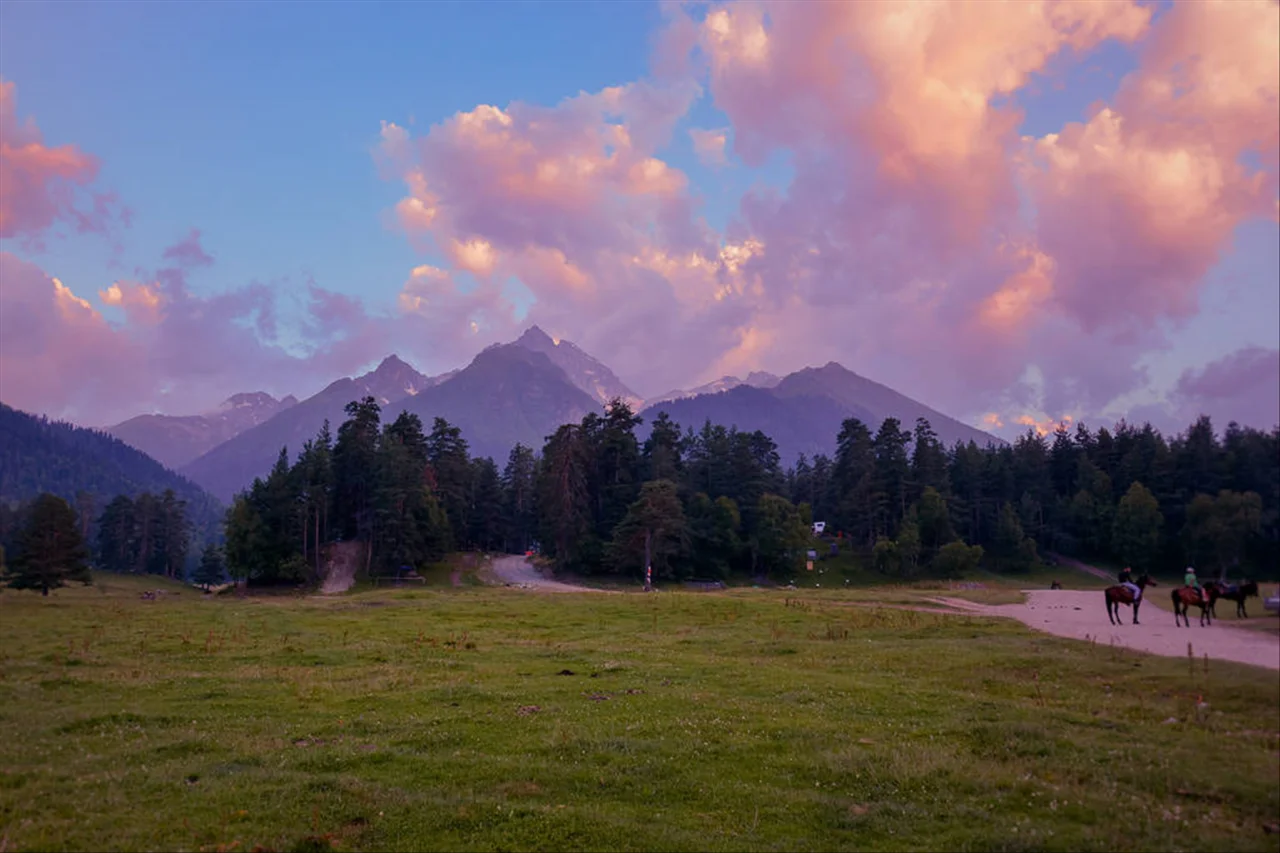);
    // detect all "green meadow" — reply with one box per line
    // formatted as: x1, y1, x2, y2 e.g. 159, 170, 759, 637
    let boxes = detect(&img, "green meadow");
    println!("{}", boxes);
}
0, 572, 1276, 853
